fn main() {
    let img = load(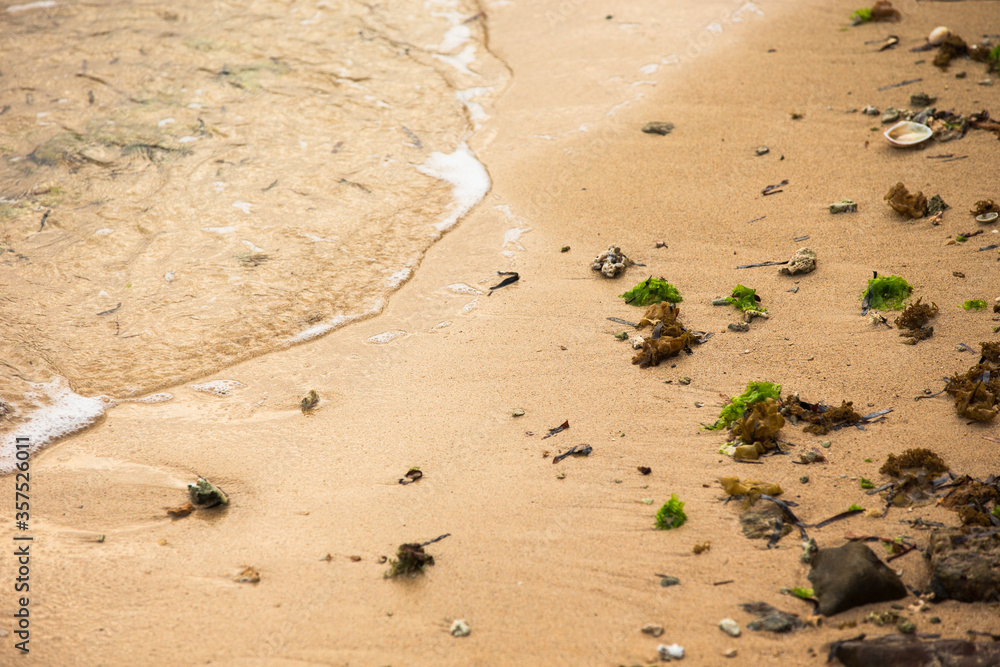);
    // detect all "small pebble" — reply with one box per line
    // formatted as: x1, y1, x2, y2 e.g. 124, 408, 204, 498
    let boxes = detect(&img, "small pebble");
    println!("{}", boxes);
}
658, 644, 684, 661
660, 576, 681, 587
712, 297, 730, 306
897, 619, 916, 634
694, 402, 704, 408
929, 616, 941, 624
450, 619, 471, 637
719, 618, 741, 637
755, 146, 770, 156
642, 624, 665, 638
512, 408, 525, 417
679, 376, 692, 385
728, 322, 750, 332
724, 649, 738, 658
979, 79, 994, 86
800, 476, 809, 484
820, 441, 831, 448
787, 285, 799, 293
